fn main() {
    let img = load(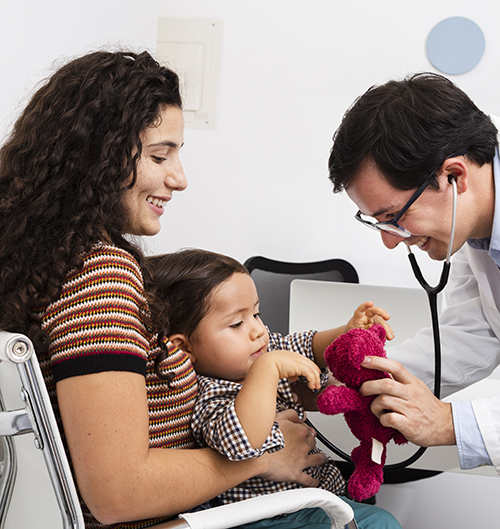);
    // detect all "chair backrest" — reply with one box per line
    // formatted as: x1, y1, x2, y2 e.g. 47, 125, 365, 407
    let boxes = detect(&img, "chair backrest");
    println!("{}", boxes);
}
0, 331, 84, 529
244, 256, 359, 335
